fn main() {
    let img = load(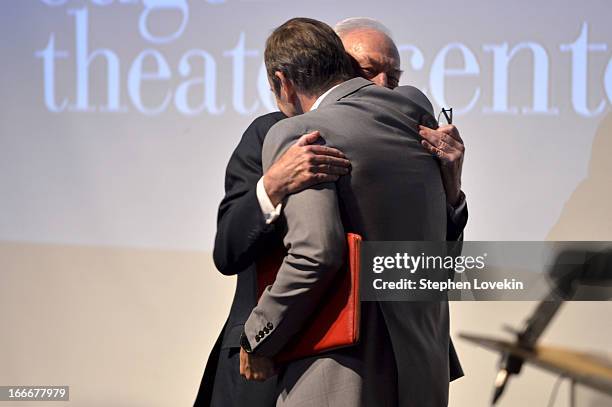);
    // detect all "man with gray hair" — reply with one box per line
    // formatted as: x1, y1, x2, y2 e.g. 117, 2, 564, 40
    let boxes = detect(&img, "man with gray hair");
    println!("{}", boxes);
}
334, 17, 467, 385
335, 16, 394, 37
335, 17, 466, 211
194, 16, 467, 407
